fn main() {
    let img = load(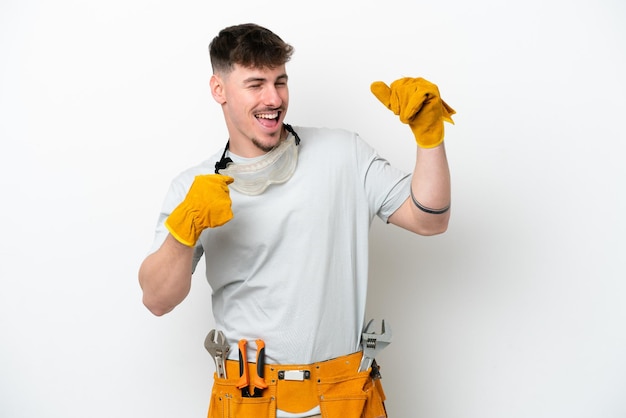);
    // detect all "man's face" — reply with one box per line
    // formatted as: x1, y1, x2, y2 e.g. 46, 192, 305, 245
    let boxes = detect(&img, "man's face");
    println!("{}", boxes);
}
212, 63, 289, 157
